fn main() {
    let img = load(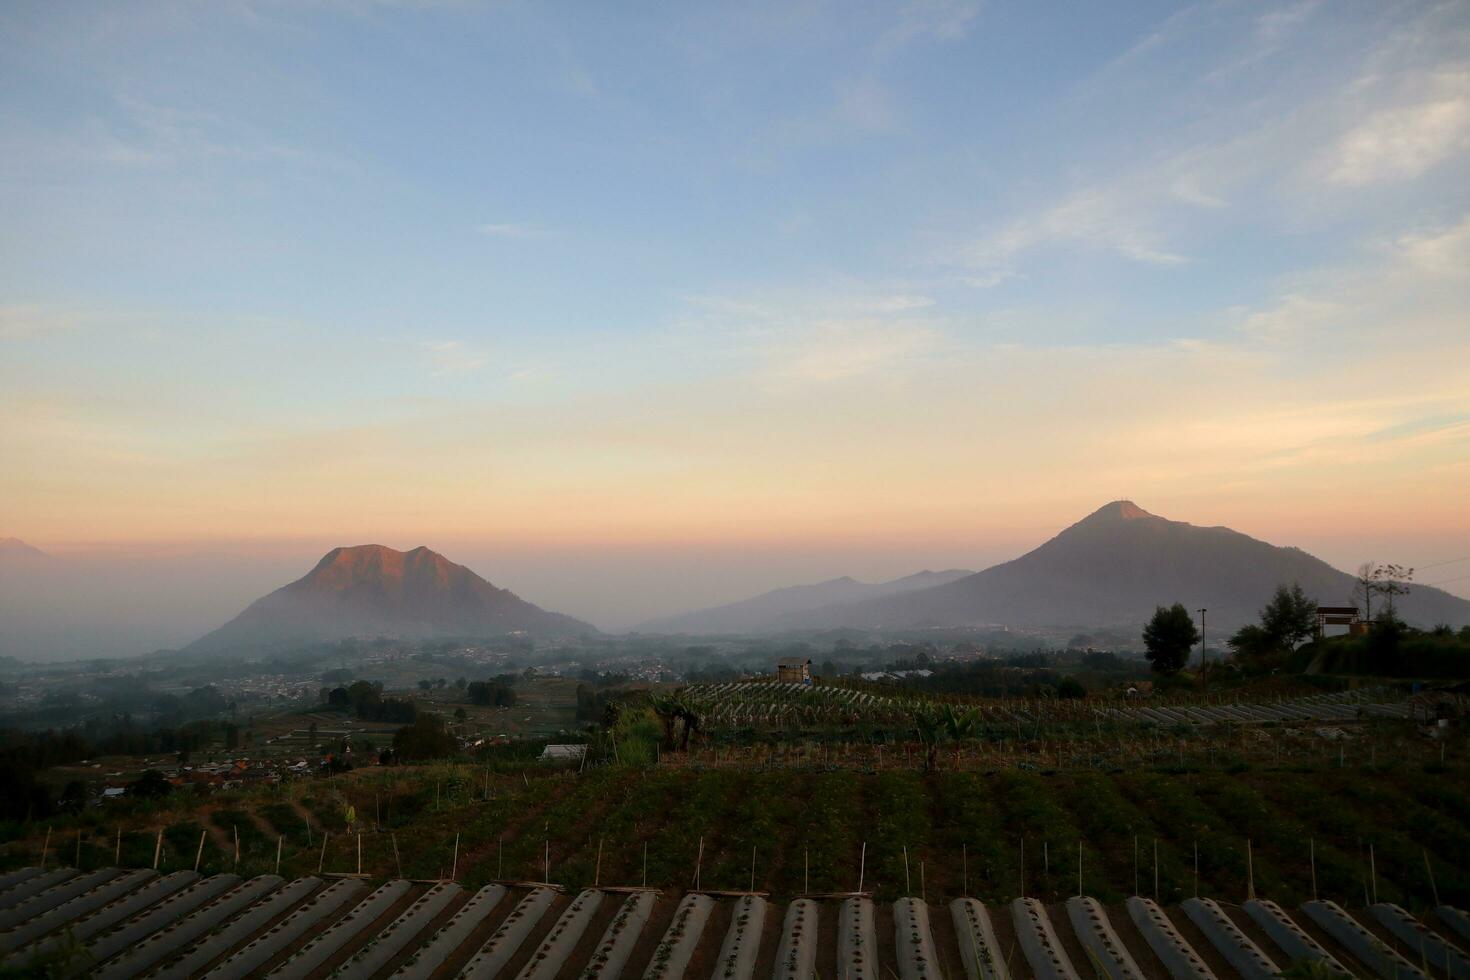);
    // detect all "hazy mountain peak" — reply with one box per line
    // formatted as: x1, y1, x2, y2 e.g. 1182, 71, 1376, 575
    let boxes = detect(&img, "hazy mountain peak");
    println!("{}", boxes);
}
772, 500, 1470, 633
634, 566, 975, 634
187, 543, 593, 653
1084, 500, 1158, 523
0, 537, 48, 559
